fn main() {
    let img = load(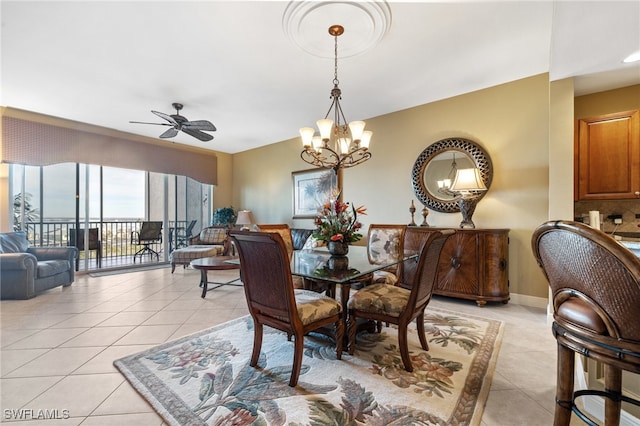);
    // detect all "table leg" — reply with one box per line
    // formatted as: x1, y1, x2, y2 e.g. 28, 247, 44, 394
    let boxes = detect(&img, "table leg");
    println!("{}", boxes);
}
200, 272, 242, 299
201, 270, 209, 298
340, 282, 351, 316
